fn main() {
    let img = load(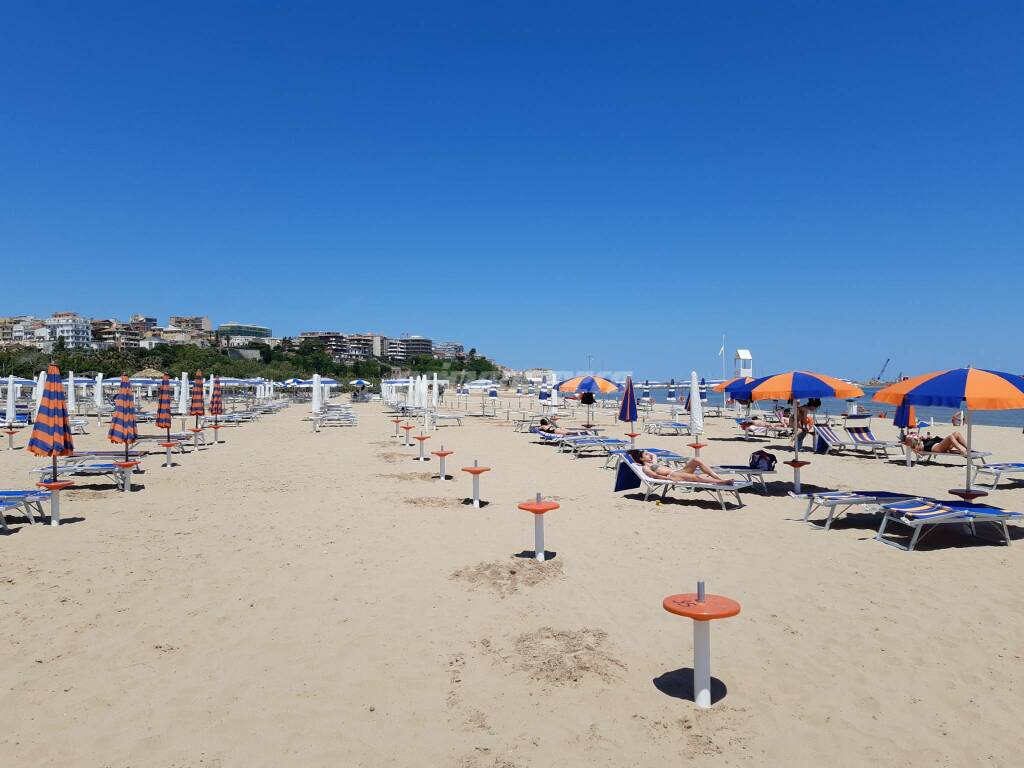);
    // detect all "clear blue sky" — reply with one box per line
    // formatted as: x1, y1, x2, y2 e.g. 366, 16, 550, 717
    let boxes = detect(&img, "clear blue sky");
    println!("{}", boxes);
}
3, 2, 1022, 380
